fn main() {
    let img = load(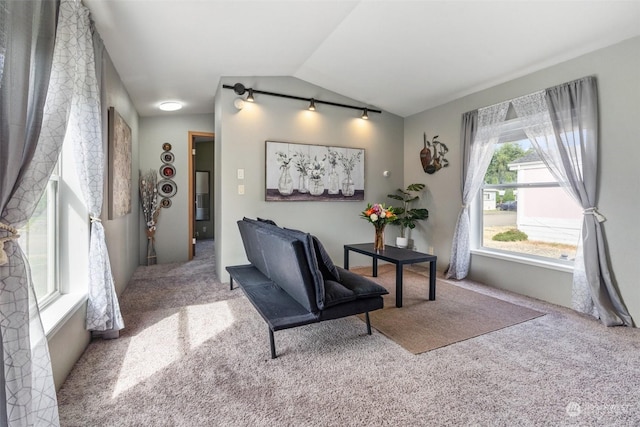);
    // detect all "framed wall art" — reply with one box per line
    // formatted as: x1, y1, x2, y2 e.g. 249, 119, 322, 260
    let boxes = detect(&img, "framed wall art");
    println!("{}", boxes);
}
265, 140, 364, 202
108, 107, 132, 219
